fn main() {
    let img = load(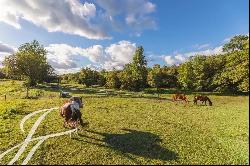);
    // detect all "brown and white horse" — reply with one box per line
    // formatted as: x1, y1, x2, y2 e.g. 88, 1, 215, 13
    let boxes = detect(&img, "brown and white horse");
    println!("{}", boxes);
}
172, 93, 189, 104
60, 96, 85, 128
